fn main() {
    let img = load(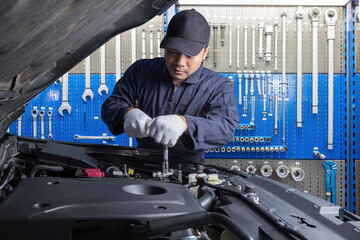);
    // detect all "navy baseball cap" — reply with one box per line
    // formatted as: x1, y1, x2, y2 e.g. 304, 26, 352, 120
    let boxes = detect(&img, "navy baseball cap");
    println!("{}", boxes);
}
160, 9, 210, 57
